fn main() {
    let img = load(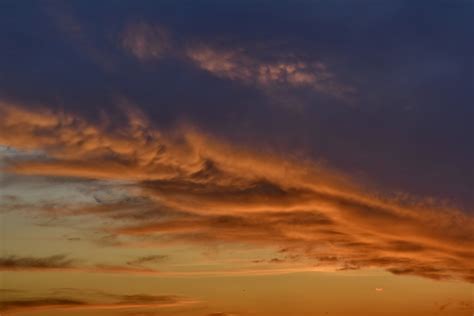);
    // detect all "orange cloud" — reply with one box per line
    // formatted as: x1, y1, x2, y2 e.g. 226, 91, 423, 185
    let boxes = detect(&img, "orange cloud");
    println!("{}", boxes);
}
0, 102, 473, 283
0, 253, 336, 277
187, 45, 354, 98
